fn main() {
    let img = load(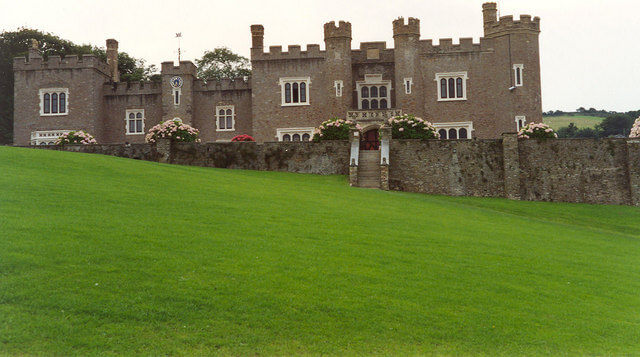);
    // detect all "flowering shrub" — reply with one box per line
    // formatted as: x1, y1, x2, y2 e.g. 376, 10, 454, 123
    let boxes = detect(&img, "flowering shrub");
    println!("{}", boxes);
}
629, 117, 640, 138
312, 118, 361, 141
231, 134, 255, 142
386, 114, 439, 139
54, 130, 97, 145
518, 122, 557, 139
145, 118, 200, 143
